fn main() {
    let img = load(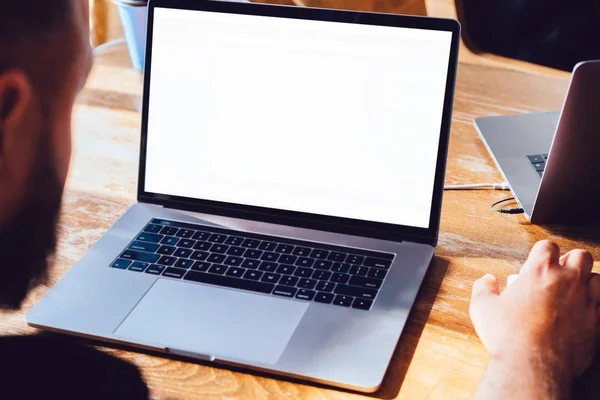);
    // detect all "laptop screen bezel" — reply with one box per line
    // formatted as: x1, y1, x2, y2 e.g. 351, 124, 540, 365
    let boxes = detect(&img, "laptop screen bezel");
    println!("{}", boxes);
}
138, 0, 460, 246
